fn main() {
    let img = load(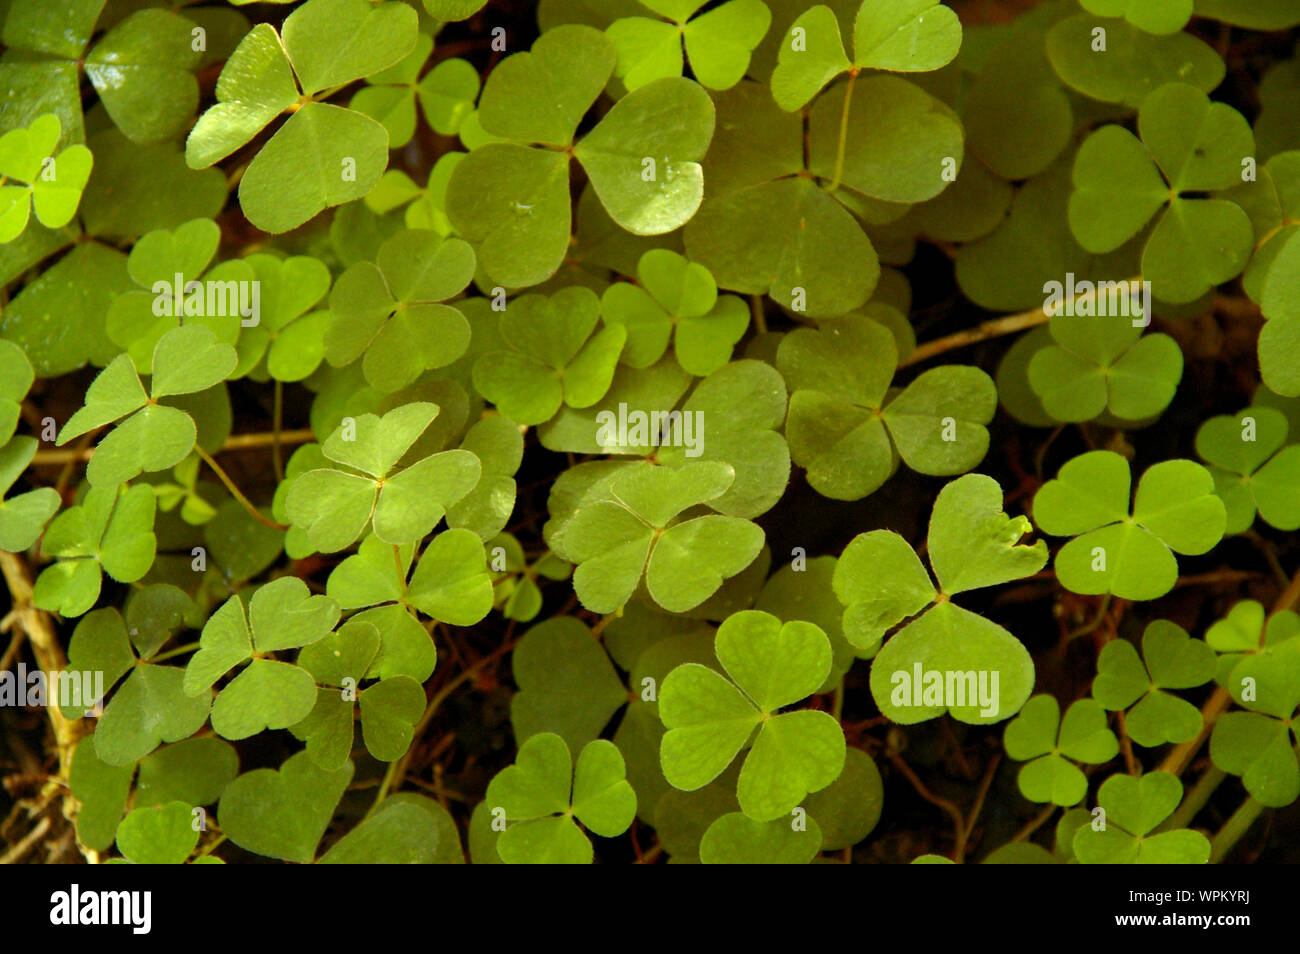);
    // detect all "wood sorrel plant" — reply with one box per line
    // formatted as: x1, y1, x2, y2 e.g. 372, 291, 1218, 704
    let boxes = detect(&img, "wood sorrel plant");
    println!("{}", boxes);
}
0, 0, 1297, 866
